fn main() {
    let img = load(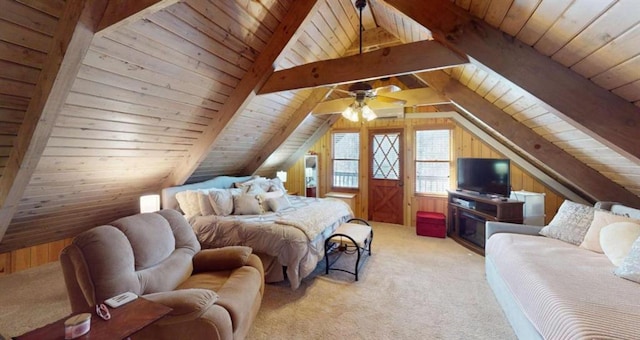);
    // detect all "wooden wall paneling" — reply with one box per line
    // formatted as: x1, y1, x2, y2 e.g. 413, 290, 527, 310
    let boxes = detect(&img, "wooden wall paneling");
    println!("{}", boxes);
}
498, 0, 540, 36
533, 0, 615, 56
551, 0, 639, 67
0, 0, 110, 243
96, 0, 181, 35
0, 19, 52, 53
514, 0, 574, 45
15, 0, 65, 18
174, 0, 321, 185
